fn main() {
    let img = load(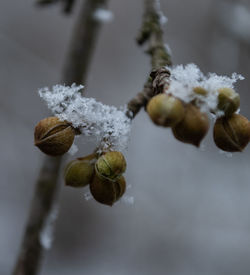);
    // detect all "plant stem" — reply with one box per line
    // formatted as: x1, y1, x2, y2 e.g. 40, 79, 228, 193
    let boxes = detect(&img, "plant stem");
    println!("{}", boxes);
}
127, 0, 172, 118
12, 1, 108, 275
